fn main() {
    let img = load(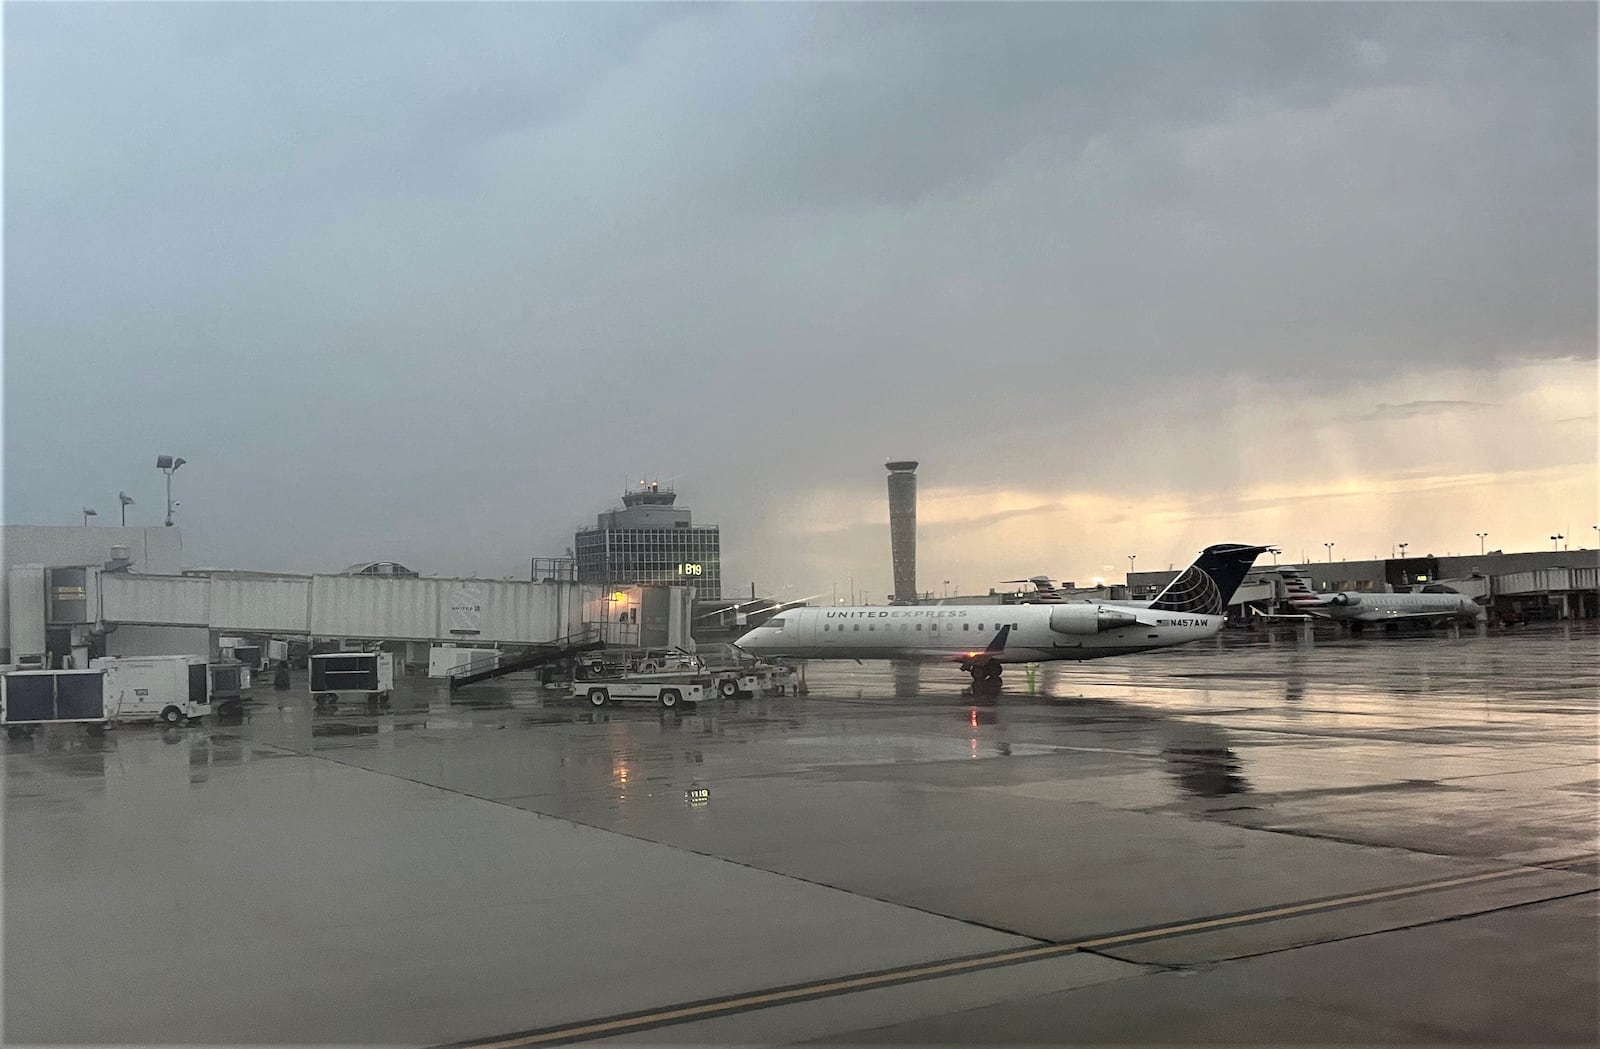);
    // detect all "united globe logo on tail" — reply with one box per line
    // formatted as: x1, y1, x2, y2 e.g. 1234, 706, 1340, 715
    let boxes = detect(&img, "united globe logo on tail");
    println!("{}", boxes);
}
1148, 544, 1269, 616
